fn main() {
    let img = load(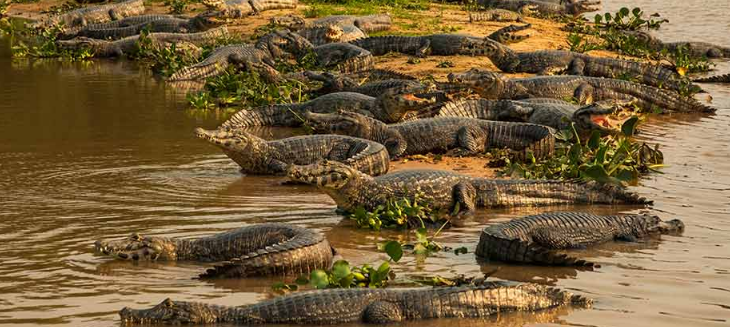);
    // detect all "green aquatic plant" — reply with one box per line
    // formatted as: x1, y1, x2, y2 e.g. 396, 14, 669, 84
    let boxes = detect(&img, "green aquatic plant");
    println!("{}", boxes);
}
593, 7, 667, 31
272, 260, 394, 293
378, 221, 451, 260
494, 117, 664, 185
348, 193, 450, 230
10, 24, 93, 60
